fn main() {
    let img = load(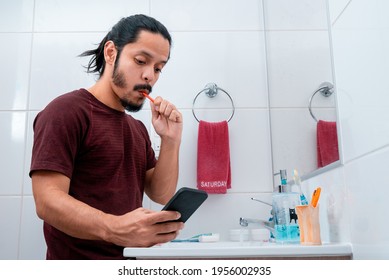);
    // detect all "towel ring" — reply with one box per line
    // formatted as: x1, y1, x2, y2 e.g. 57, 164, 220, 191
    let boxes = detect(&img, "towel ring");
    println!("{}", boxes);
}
308, 82, 334, 122
192, 83, 235, 122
